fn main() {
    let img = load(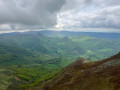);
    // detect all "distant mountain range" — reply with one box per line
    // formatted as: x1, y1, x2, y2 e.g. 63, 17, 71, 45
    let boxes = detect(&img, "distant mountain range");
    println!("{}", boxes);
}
1, 30, 120, 39
40, 31, 120, 39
